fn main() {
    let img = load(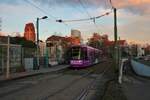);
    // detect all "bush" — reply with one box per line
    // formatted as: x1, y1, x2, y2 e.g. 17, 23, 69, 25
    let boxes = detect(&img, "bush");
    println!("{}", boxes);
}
15, 66, 26, 72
